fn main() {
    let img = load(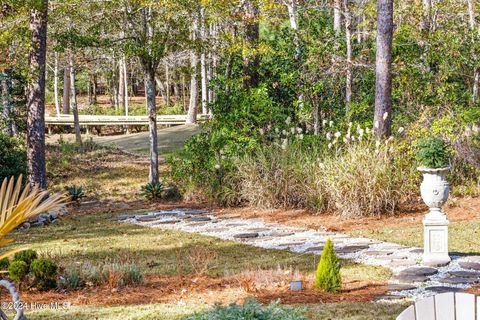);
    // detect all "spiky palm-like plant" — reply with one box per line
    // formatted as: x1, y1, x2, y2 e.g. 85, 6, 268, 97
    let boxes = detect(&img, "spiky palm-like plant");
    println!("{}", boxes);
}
0, 175, 67, 260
